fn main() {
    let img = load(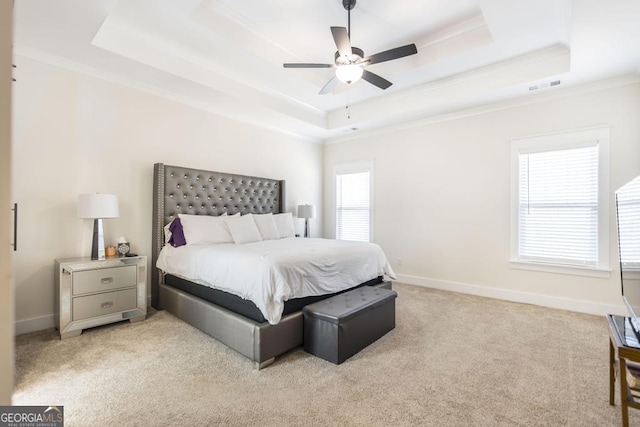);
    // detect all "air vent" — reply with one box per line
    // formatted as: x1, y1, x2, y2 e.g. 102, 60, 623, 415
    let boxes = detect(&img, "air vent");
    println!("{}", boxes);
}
528, 80, 561, 92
